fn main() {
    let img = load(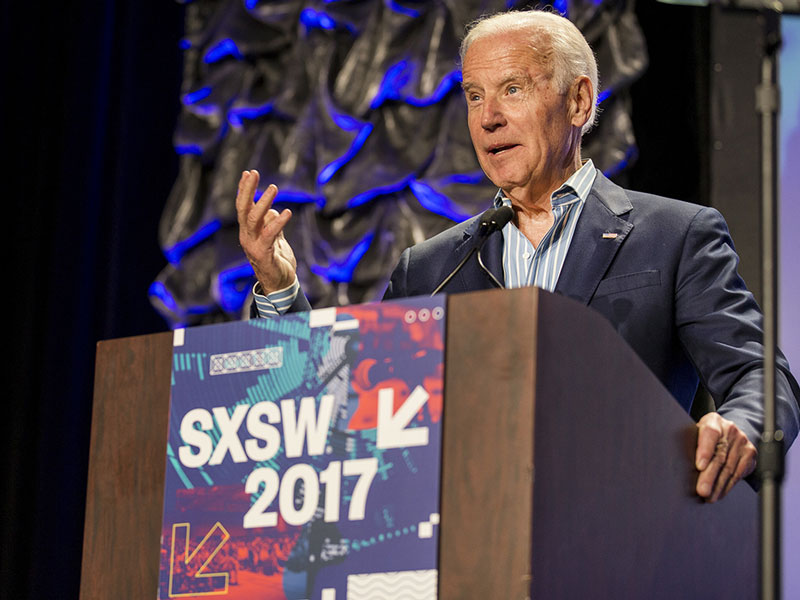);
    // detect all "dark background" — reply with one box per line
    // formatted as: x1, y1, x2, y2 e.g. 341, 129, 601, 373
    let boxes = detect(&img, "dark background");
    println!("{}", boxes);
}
2, 2, 710, 598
